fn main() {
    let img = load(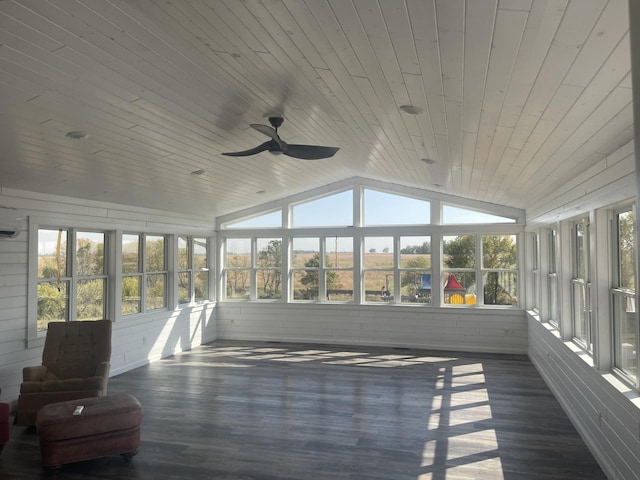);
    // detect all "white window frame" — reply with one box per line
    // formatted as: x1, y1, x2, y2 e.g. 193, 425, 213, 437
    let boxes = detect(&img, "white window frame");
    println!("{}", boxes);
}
611, 205, 638, 387
28, 220, 114, 346
178, 236, 210, 305
121, 233, 168, 315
